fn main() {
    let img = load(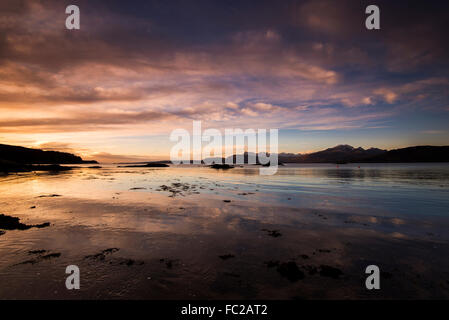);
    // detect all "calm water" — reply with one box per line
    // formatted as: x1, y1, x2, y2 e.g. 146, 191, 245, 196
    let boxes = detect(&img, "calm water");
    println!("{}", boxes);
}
2, 163, 448, 216
0, 163, 448, 299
